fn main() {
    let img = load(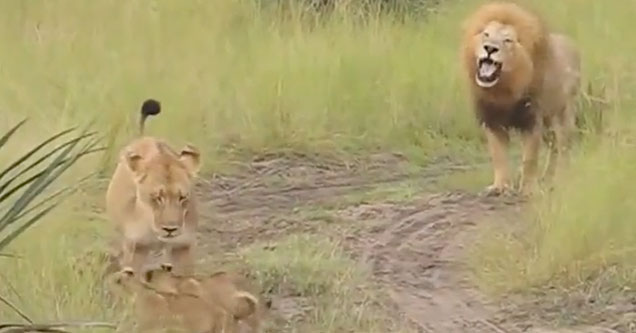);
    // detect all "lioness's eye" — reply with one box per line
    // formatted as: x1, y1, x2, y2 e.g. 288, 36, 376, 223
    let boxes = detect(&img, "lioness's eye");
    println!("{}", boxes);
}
179, 194, 188, 203
483, 32, 489, 38
504, 38, 513, 44
151, 194, 163, 204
